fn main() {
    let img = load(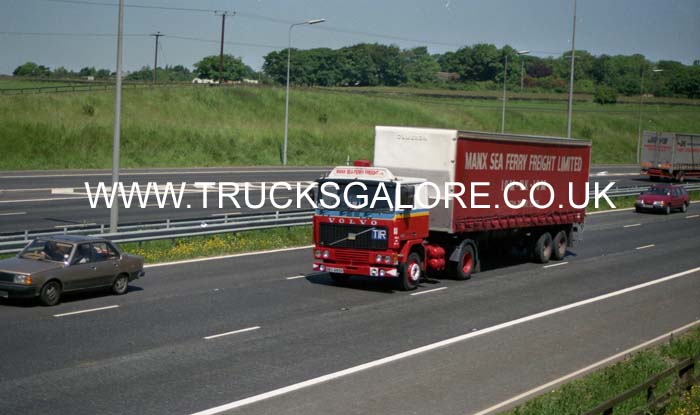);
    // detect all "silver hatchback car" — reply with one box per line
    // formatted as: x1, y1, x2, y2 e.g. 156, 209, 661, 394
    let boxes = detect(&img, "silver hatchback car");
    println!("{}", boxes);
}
0, 235, 145, 306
